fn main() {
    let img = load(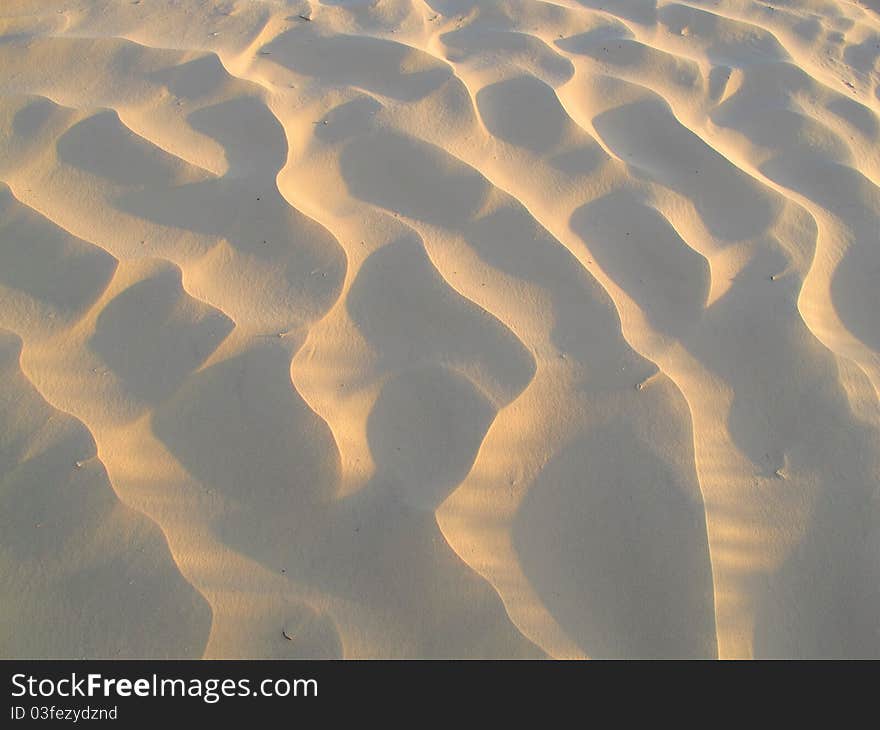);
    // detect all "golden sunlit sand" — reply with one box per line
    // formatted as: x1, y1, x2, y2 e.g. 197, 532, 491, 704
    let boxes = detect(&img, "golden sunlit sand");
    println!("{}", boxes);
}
1, 0, 878, 659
